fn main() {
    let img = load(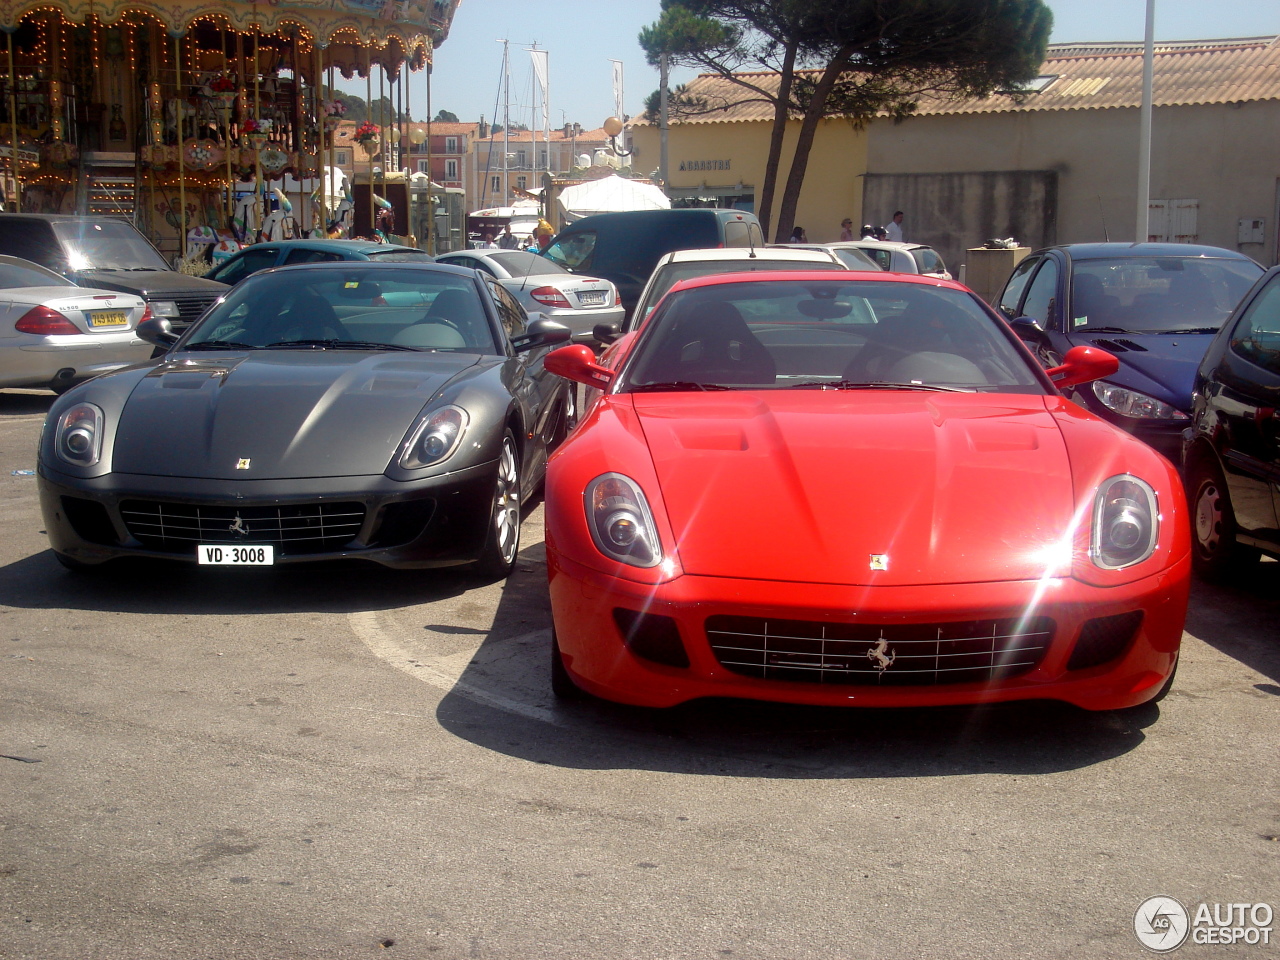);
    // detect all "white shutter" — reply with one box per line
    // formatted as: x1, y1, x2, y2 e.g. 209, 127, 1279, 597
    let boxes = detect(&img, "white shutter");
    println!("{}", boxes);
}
1147, 199, 1169, 242
1170, 199, 1199, 243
